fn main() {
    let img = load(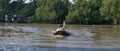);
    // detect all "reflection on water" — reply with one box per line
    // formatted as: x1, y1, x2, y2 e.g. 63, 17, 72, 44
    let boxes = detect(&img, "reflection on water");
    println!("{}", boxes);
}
0, 23, 120, 51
